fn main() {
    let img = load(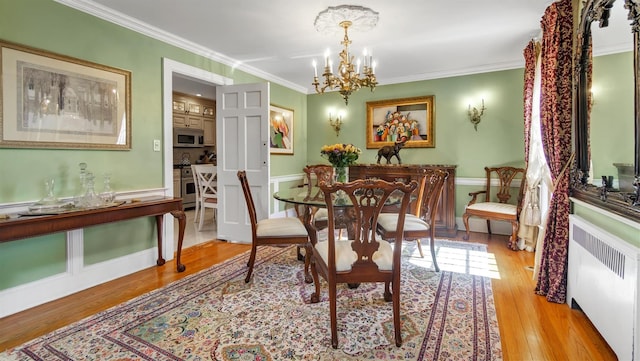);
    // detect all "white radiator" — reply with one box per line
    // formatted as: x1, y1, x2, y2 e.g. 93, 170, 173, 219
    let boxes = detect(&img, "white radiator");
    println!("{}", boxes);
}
567, 215, 639, 361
